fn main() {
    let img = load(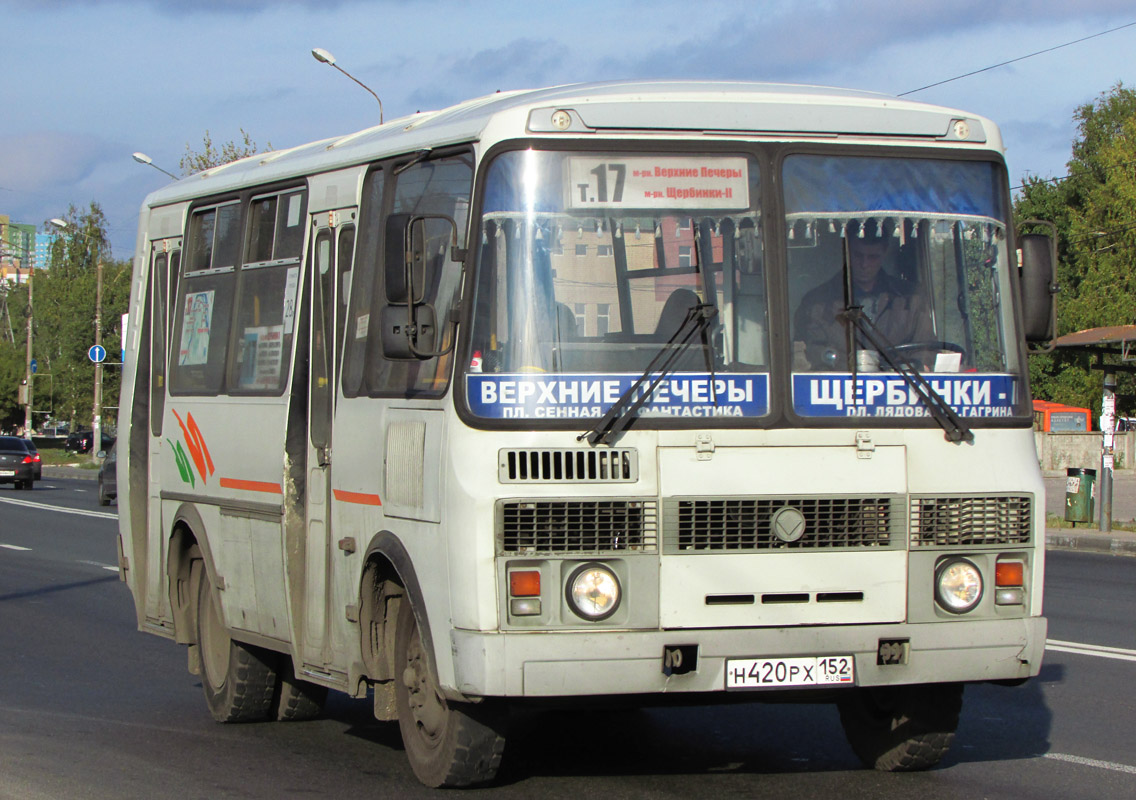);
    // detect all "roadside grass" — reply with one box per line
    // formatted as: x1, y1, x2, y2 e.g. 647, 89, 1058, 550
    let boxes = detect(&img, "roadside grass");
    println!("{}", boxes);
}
1046, 512, 1136, 532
